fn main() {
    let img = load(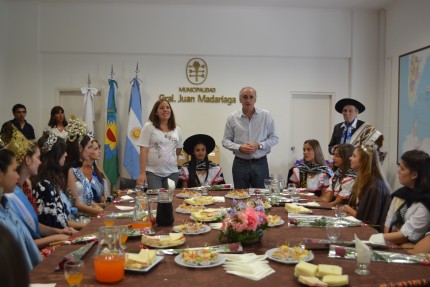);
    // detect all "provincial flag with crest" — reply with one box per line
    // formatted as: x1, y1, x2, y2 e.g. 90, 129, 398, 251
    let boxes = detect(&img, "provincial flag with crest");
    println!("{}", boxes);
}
103, 79, 119, 186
